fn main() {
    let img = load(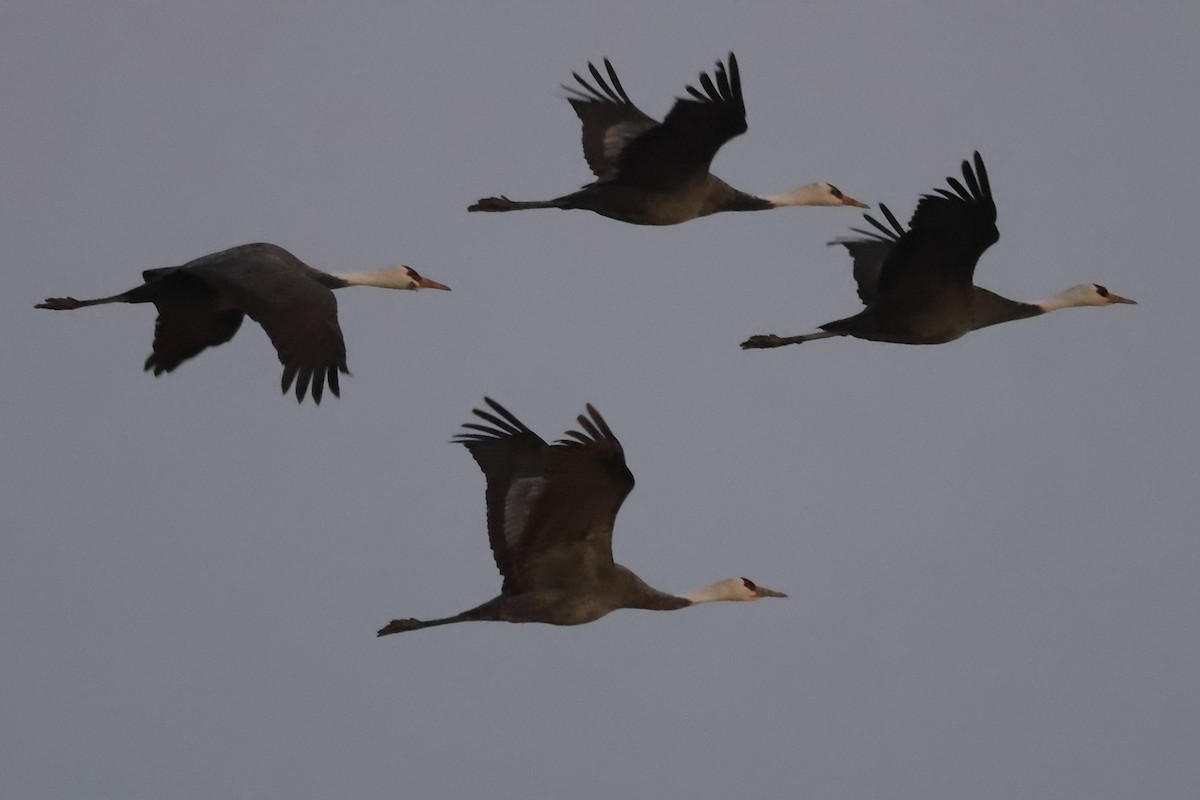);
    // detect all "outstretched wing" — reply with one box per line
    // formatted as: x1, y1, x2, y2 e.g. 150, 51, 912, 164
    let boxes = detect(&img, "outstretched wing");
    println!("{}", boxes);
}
184, 244, 349, 404
596, 54, 747, 190
534, 403, 634, 566
876, 151, 999, 296
830, 204, 907, 306
453, 398, 550, 592
140, 268, 246, 375
454, 399, 635, 595
564, 59, 659, 182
